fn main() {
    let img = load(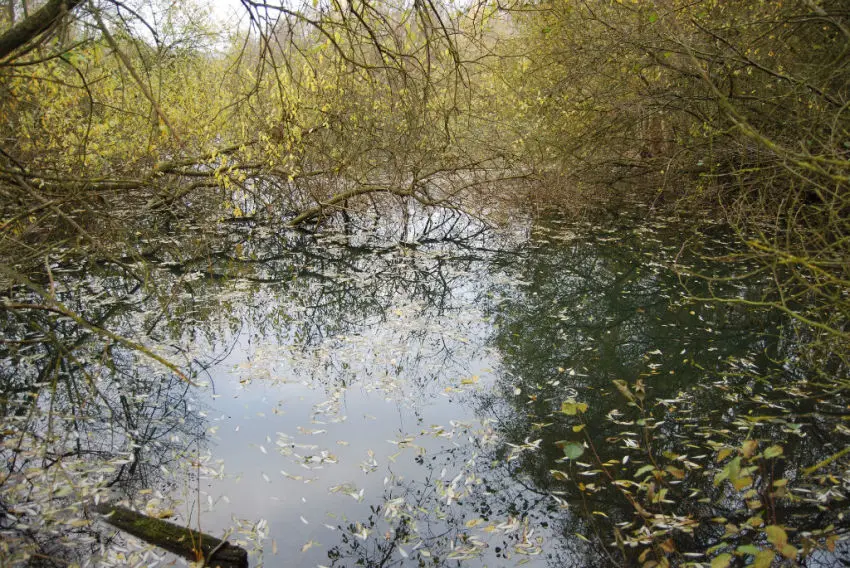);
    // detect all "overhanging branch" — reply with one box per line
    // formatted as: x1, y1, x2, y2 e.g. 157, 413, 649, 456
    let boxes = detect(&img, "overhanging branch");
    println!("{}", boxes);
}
0, 0, 85, 61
